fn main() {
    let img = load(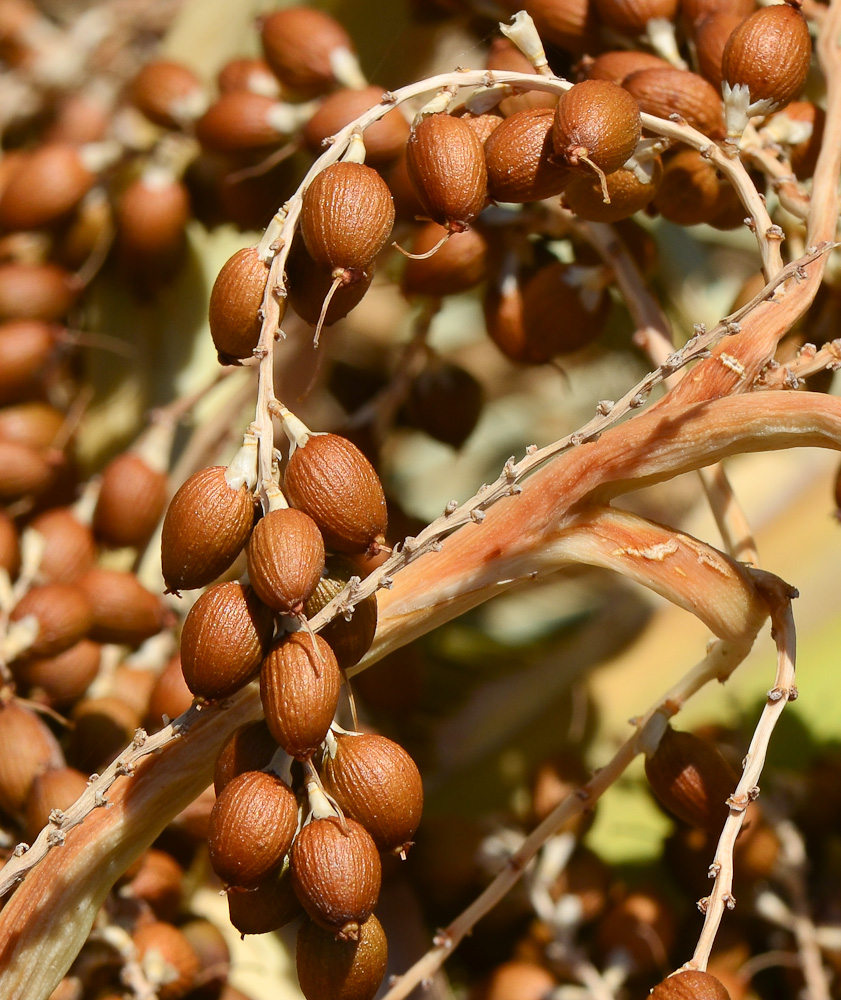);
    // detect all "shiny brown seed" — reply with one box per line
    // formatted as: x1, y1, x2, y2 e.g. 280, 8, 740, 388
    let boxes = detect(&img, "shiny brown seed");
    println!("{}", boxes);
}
29, 506, 96, 584
10, 583, 93, 659
228, 864, 304, 935
261, 6, 356, 96
303, 86, 410, 165
116, 175, 190, 276
0, 319, 58, 404
246, 507, 325, 616
160, 465, 256, 593
553, 80, 642, 178
322, 733, 424, 853
13, 639, 101, 708
693, 12, 748, 90
286, 244, 374, 329
479, 961, 558, 1000
0, 400, 64, 450
297, 913, 388, 1000
93, 451, 168, 549
593, 0, 678, 37
77, 567, 168, 646
209, 246, 270, 362
0, 698, 64, 815
214, 720, 278, 795
208, 770, 298, 888
145, 653, 194, 730
406, 113, 488, 231
0, 144, 95, 232
402, 223, 488, 298
260, 632, 341, 760
485, 108, 572, 204
130, 60, 207, 129
562, 156, 662, 222
0, 262, 78, 322
578, 49, 670, 85
195, 92, 289, 153
623, 66, 724, 137
284, 434, 387, 555
523, 0, 601, 55
120, 848, 184, 923
650, 970, 732, 999
290, 816, 382, 939
180, 582, 275, 700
